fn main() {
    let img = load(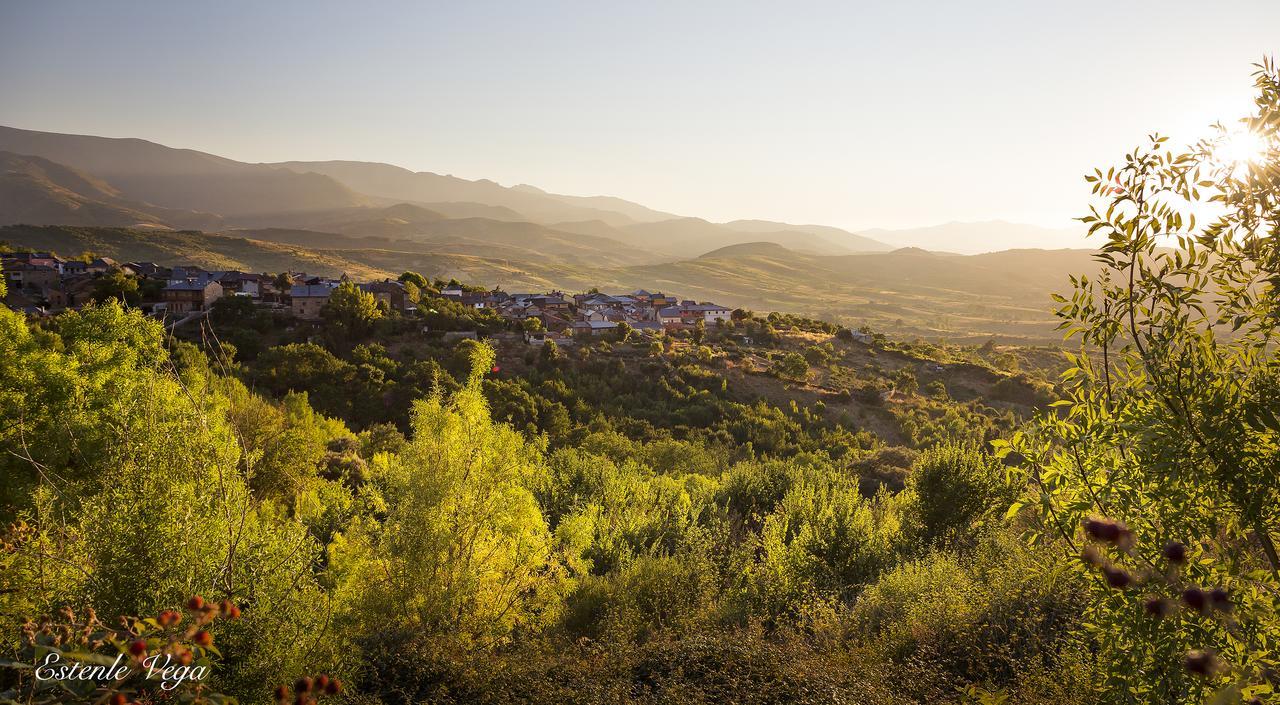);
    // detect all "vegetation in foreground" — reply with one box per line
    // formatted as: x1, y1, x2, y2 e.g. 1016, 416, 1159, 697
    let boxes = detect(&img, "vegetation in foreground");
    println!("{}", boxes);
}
0, 62, 1278, 705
